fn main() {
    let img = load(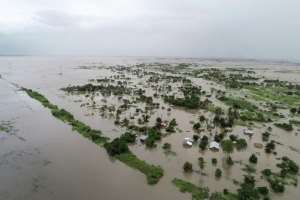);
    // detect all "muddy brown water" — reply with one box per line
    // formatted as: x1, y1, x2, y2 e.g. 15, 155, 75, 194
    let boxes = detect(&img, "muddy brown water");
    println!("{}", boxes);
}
0, 56, 300, 200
